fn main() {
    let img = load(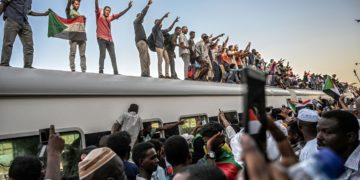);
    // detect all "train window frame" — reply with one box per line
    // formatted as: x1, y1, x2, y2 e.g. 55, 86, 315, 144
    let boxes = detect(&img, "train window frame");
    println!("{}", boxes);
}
142, 118, 165, 139
178, 113, 208, 135
222, 110, 240, 125
0, 127, 85, 180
